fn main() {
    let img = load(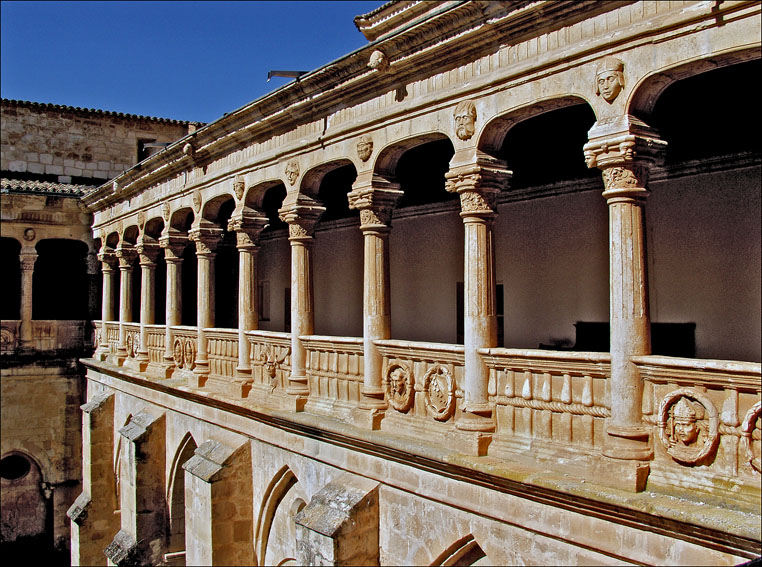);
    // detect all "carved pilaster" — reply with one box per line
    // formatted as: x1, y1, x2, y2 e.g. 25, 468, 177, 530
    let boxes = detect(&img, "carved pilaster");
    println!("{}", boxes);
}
446, 158, 511, 434
584, 116, 667, 471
